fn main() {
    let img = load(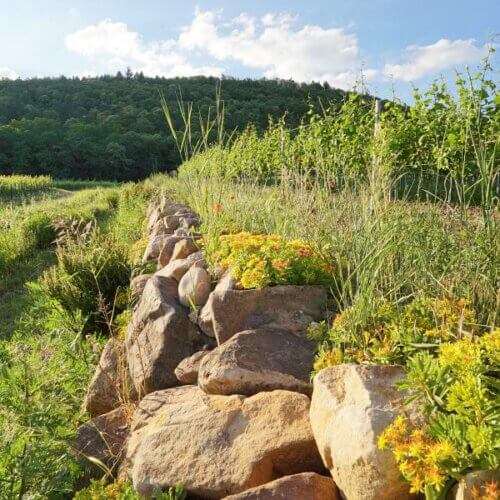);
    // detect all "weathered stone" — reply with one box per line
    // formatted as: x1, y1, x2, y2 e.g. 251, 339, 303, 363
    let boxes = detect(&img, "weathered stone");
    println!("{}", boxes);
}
142, 234, 170, 263
199, 328, 314, 396
200, 285, 327, 344
223, 472, 340, 500
175, 350, 210, 384
126, 275, 199, 396
310, 364, 414, 500
450, 470, 500, 500
178, 214, 201, 229
157, 235, 185, 267
156, 251, 205, 281
178, 265, 212, 307
170, 238, 199, 262
130, 274, 151, 303
125, 386, 324, 498
83, 339, 128, 417
199, 272, 237, 336
75, 406, 130, 480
